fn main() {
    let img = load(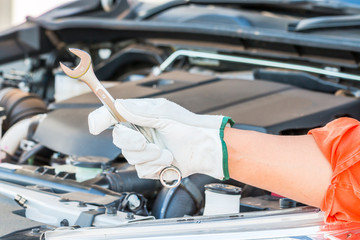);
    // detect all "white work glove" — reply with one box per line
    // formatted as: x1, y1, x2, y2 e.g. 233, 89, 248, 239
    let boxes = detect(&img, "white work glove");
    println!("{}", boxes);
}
88, 98, 233, 180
